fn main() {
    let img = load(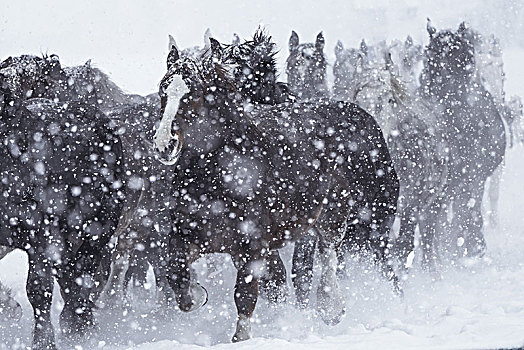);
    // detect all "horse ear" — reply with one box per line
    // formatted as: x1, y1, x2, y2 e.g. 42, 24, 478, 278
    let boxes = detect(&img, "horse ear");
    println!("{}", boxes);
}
85, 59, 92, 67
232, 33, 241, 46
316, 32, 325, 52
426, 18, 437, 38
0, 56, 13, 69
405, 35, 413, 47
209, 38, 223, 60
168, 34, 179, 51
289, 30, 299, 52
360, 39, 368, 56
458, 21, 467, 33
335, 40, 344, 58
204, 28, 212, 49
167, 38, 180, 69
